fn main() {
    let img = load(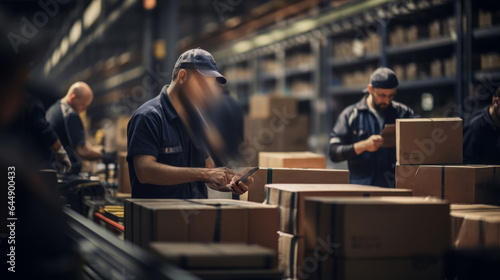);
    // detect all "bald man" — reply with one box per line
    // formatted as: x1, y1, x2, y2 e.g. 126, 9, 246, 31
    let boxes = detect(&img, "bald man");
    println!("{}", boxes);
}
46, 81, 116, 176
